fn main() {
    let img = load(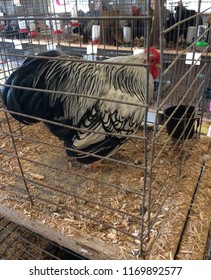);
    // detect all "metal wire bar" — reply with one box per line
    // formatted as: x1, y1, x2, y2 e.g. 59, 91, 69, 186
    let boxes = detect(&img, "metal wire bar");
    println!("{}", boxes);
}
174, 154, 209, 259
146, 0, 169, 237
0, 167, 143, 220
1, 232, 40, 260
150, 107, 200, 212
146, 177, 179, 241
144, 0, 209, 243
0, 216, 82, 259
145, 77, 204, 230
2, 16, 153, 21
3, 112, 33, 203
147, 93, 204, 237
0, 222, 19, 243
2, 230, 48, 259
152, 82, 204, 169
0, 152, 143, 197
1, 151, 141, 195
12, 154, 140, 197
0, 111, 148, 144
0, 51, 150, 67
0, 129, 146, 173
0, 0, 210, 259
161, 58, 208, 107
161, 40, 210, 79
145, 134, 205, 240
139, 0, 153, 255
157, 63, 207, 138
0, 181, 142, 242
0, 224, 23, 257
1, 83, 150, 111
10, 231, 58, 260
162, 7, 211, 34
